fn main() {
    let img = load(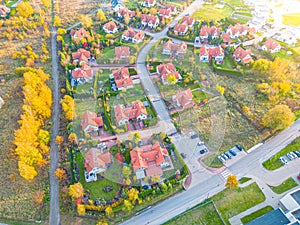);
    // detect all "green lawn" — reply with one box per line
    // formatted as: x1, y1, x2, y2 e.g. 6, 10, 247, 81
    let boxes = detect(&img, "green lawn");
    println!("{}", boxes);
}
191, 4, 234, 22
212, 182, 266, 224
163, 201, 225, 225
239, 177, 252, 184
218, 57, 236, 70
263, 136, 300, 170
192, 90, 212, 104
282, 13, 300, 26
202, 154, 224, 168
240, 206, 274, 224
75, 152, 119, 200
268, 177, 298, 194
